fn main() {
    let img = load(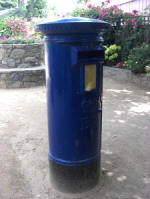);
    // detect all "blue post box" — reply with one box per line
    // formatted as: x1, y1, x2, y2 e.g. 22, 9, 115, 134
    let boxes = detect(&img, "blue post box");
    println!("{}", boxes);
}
36, 17, 110, 193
